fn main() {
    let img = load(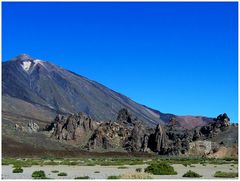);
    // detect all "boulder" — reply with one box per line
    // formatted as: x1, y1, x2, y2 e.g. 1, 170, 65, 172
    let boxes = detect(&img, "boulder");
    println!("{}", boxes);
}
27, 121, 39, 133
